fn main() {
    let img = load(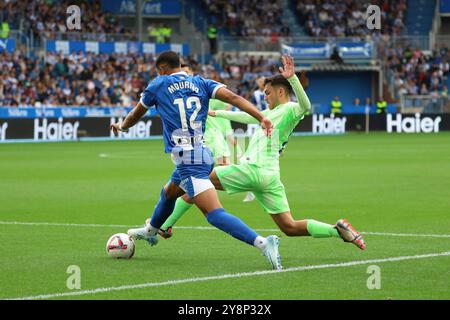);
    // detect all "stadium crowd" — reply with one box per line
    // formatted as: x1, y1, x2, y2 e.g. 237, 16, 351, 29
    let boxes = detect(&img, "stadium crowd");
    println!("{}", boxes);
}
294, 0, 406, 38
1, 0, 448, 108
217, 52, 279, 101
1, 45, 448, 107
384, 44, 450, 97
204, 0, 289, 38
1, 0, 131, 41
0, 50, 156, 107
0, 49, 279, 107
